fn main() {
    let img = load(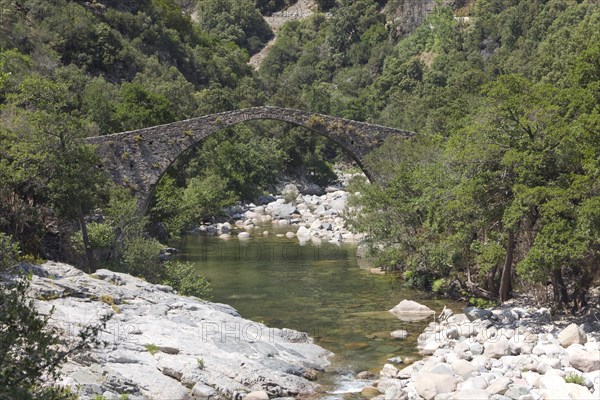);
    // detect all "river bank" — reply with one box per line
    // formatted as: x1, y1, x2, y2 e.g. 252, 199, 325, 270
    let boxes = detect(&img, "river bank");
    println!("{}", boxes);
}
365, 297, 600, 400
26, 261, 331, 399
191, 172, 365, 246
